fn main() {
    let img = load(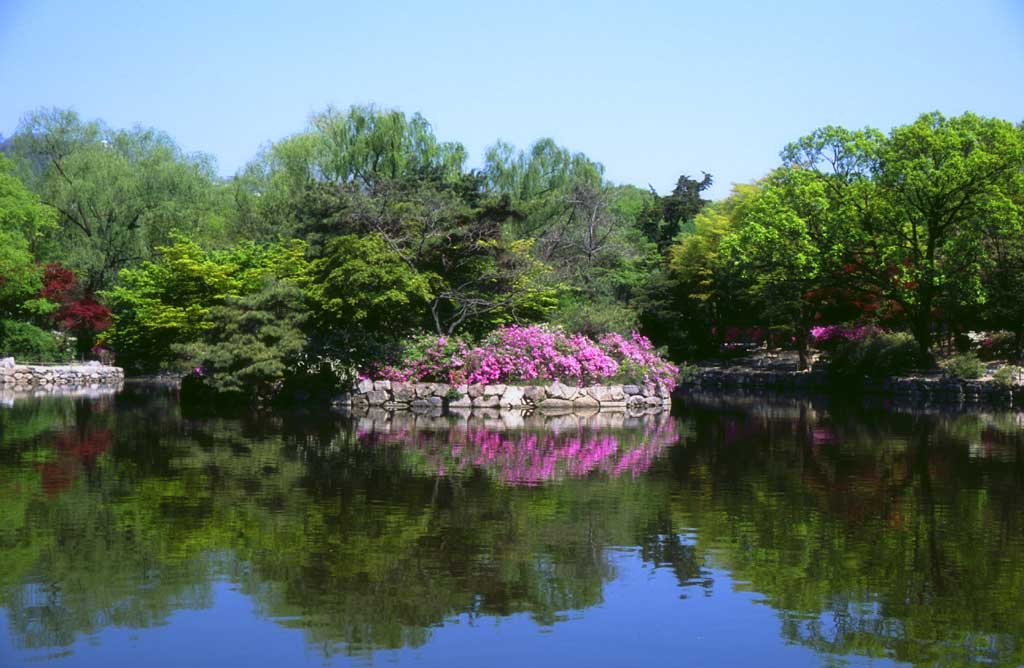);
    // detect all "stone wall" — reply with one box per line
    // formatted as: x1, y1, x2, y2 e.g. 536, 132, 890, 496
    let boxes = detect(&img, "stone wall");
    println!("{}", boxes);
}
341, 380, 671, 413
0, 358, 125, 390
687, 366, 1024, 406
